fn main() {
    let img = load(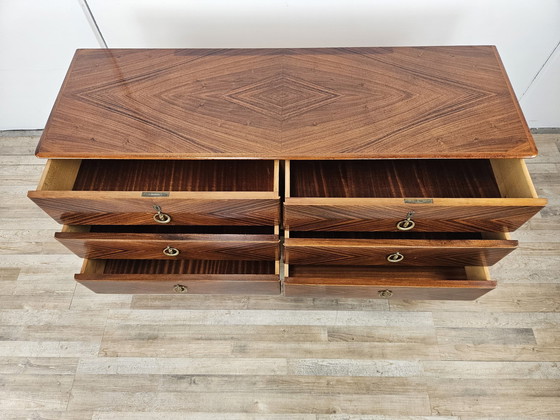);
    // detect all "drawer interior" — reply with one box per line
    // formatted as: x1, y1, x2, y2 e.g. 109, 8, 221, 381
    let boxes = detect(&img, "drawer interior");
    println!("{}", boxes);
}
77, 259, 281, 295
64, 225, 276, 235
288, 231, 509, 240
288, 265, 480, 280
284, 265, 495, 300
288, 159, 537, 199
38, 159, 277, 192
87, 259, 276, 275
